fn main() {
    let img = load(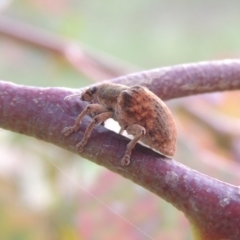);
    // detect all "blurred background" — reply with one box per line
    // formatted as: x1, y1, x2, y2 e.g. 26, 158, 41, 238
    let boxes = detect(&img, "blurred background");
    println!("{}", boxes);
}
0, 0, 240, 239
